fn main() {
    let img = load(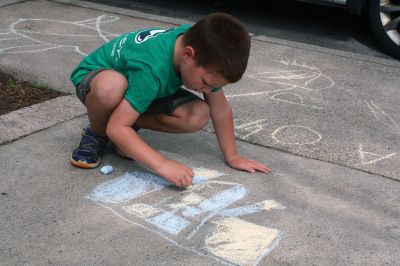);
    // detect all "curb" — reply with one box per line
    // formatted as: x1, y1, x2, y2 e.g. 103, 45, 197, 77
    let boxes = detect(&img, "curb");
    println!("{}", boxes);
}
0, 95, 86, 145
